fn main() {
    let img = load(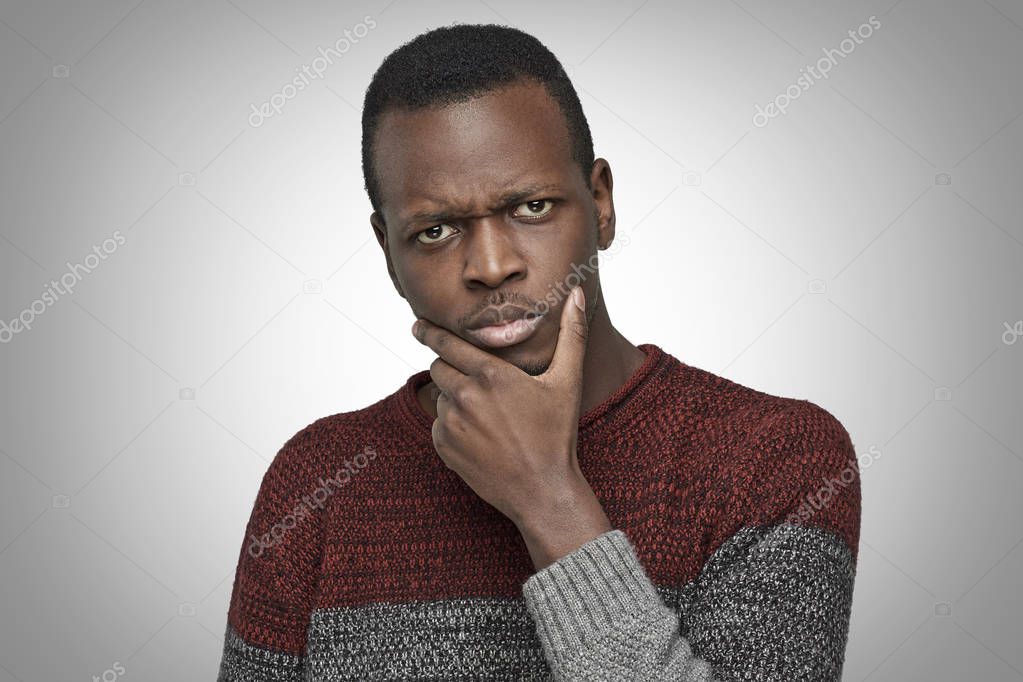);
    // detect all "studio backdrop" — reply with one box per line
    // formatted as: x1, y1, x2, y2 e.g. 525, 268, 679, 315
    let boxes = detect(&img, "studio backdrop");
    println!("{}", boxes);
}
0, 1, 1021, 680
